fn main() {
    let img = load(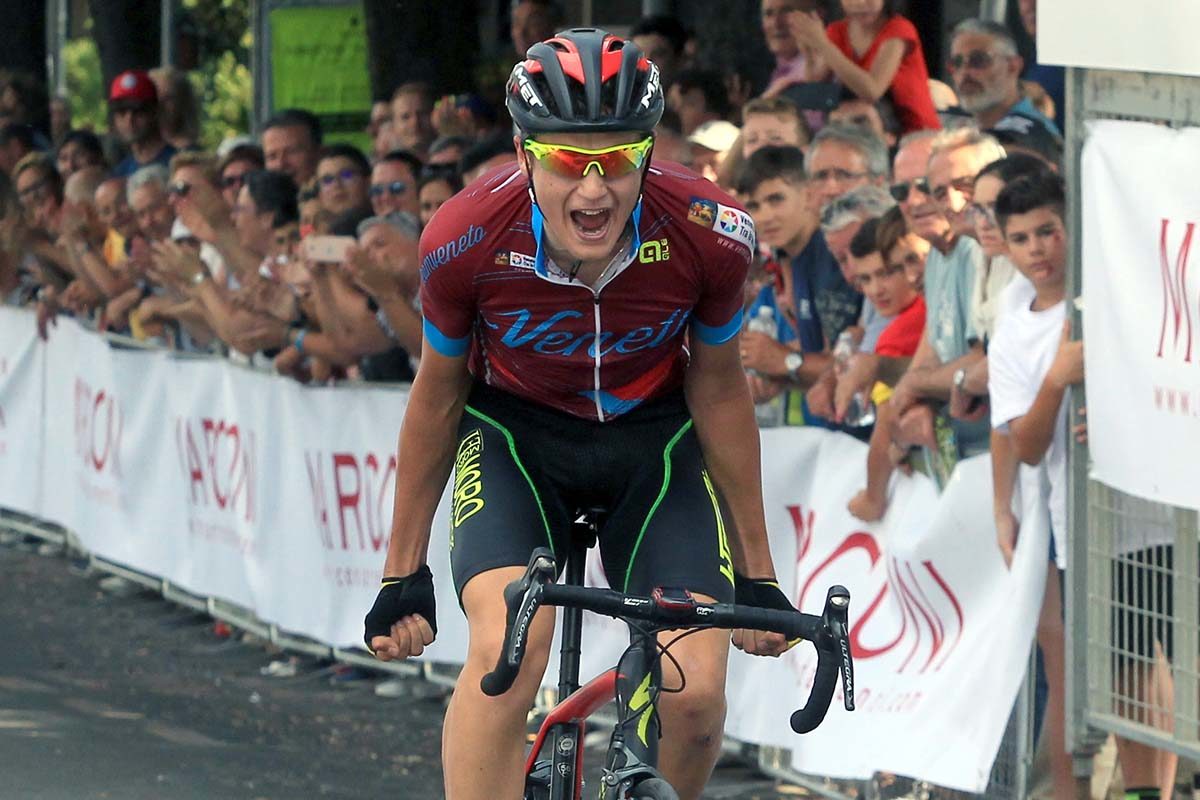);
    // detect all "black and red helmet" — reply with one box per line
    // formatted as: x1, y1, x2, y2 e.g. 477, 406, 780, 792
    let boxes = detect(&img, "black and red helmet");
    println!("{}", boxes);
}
506, 28, 664, 136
